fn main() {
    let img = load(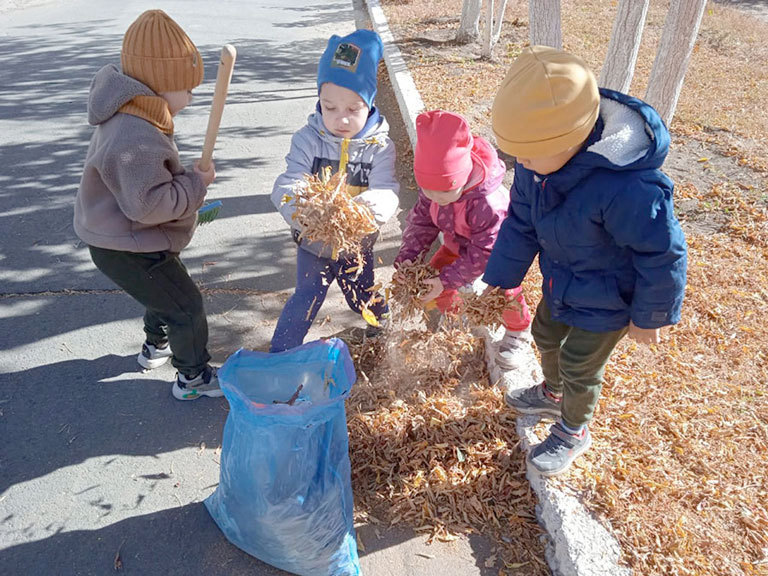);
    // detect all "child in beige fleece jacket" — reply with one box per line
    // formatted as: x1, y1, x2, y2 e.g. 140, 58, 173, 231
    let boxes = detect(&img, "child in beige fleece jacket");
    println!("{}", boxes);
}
73, 10, 220, 401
